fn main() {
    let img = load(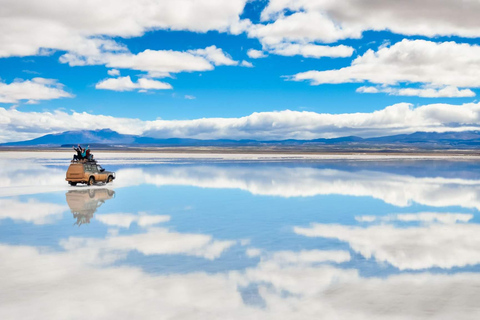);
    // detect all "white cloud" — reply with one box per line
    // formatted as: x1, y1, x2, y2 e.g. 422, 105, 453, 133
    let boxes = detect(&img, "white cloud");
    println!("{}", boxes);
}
393, 87, 475, 98
95, 76, 172, 92
247, 49, 266, 59
356, 86, 379, 94
269, 43, 354, 58
0, 78, 73, 104
0, 0, 248, 58
61, 46, 238, 78
260, 0, 480, 40
184, 95, 196, 100
107, 69, 120, 76
189, 46, 238, 66
240, 60, 253, 68
249, 11, 361, 45
293, 40, 480, 96
357, 86, 476, 98
6, 101, 480, 142
247, 12, 355, 59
